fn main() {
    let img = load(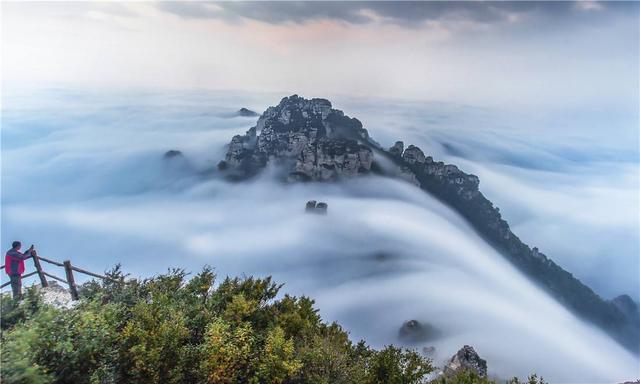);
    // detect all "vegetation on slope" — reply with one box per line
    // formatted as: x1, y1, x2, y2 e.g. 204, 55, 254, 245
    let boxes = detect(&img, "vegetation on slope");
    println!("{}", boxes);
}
1, 266, 544, 384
